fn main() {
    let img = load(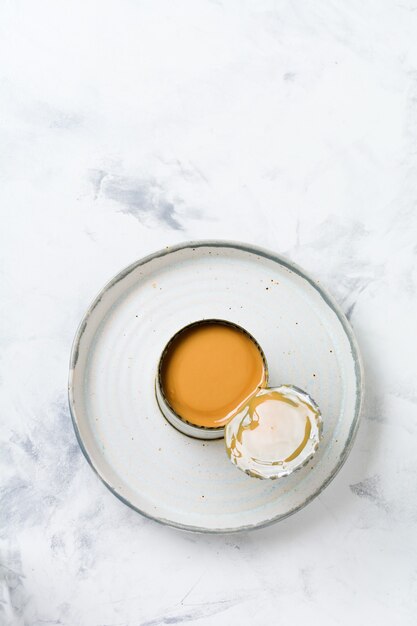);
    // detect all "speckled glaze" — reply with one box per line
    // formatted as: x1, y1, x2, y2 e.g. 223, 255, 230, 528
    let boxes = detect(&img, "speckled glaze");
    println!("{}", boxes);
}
68, 241, 363, 532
